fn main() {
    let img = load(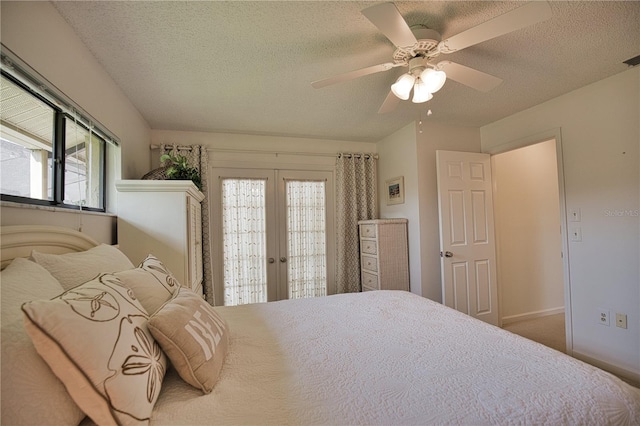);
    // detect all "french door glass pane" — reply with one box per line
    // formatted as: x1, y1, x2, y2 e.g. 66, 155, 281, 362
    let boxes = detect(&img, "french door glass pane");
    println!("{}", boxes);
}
286, 180, 327, 299
221, 178, 268, 305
